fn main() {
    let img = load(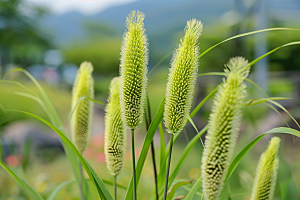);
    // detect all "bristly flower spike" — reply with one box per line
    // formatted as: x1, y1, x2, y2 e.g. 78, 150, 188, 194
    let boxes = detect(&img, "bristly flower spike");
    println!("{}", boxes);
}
164, 19, 203, 135
71, 61, 94, 154
105, 77, 126, 176
162, 19, 203, 200
119, 10, 148, 200
201, 57, 250, 200
251, 137, 280, 200
119, 10, 148, 129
